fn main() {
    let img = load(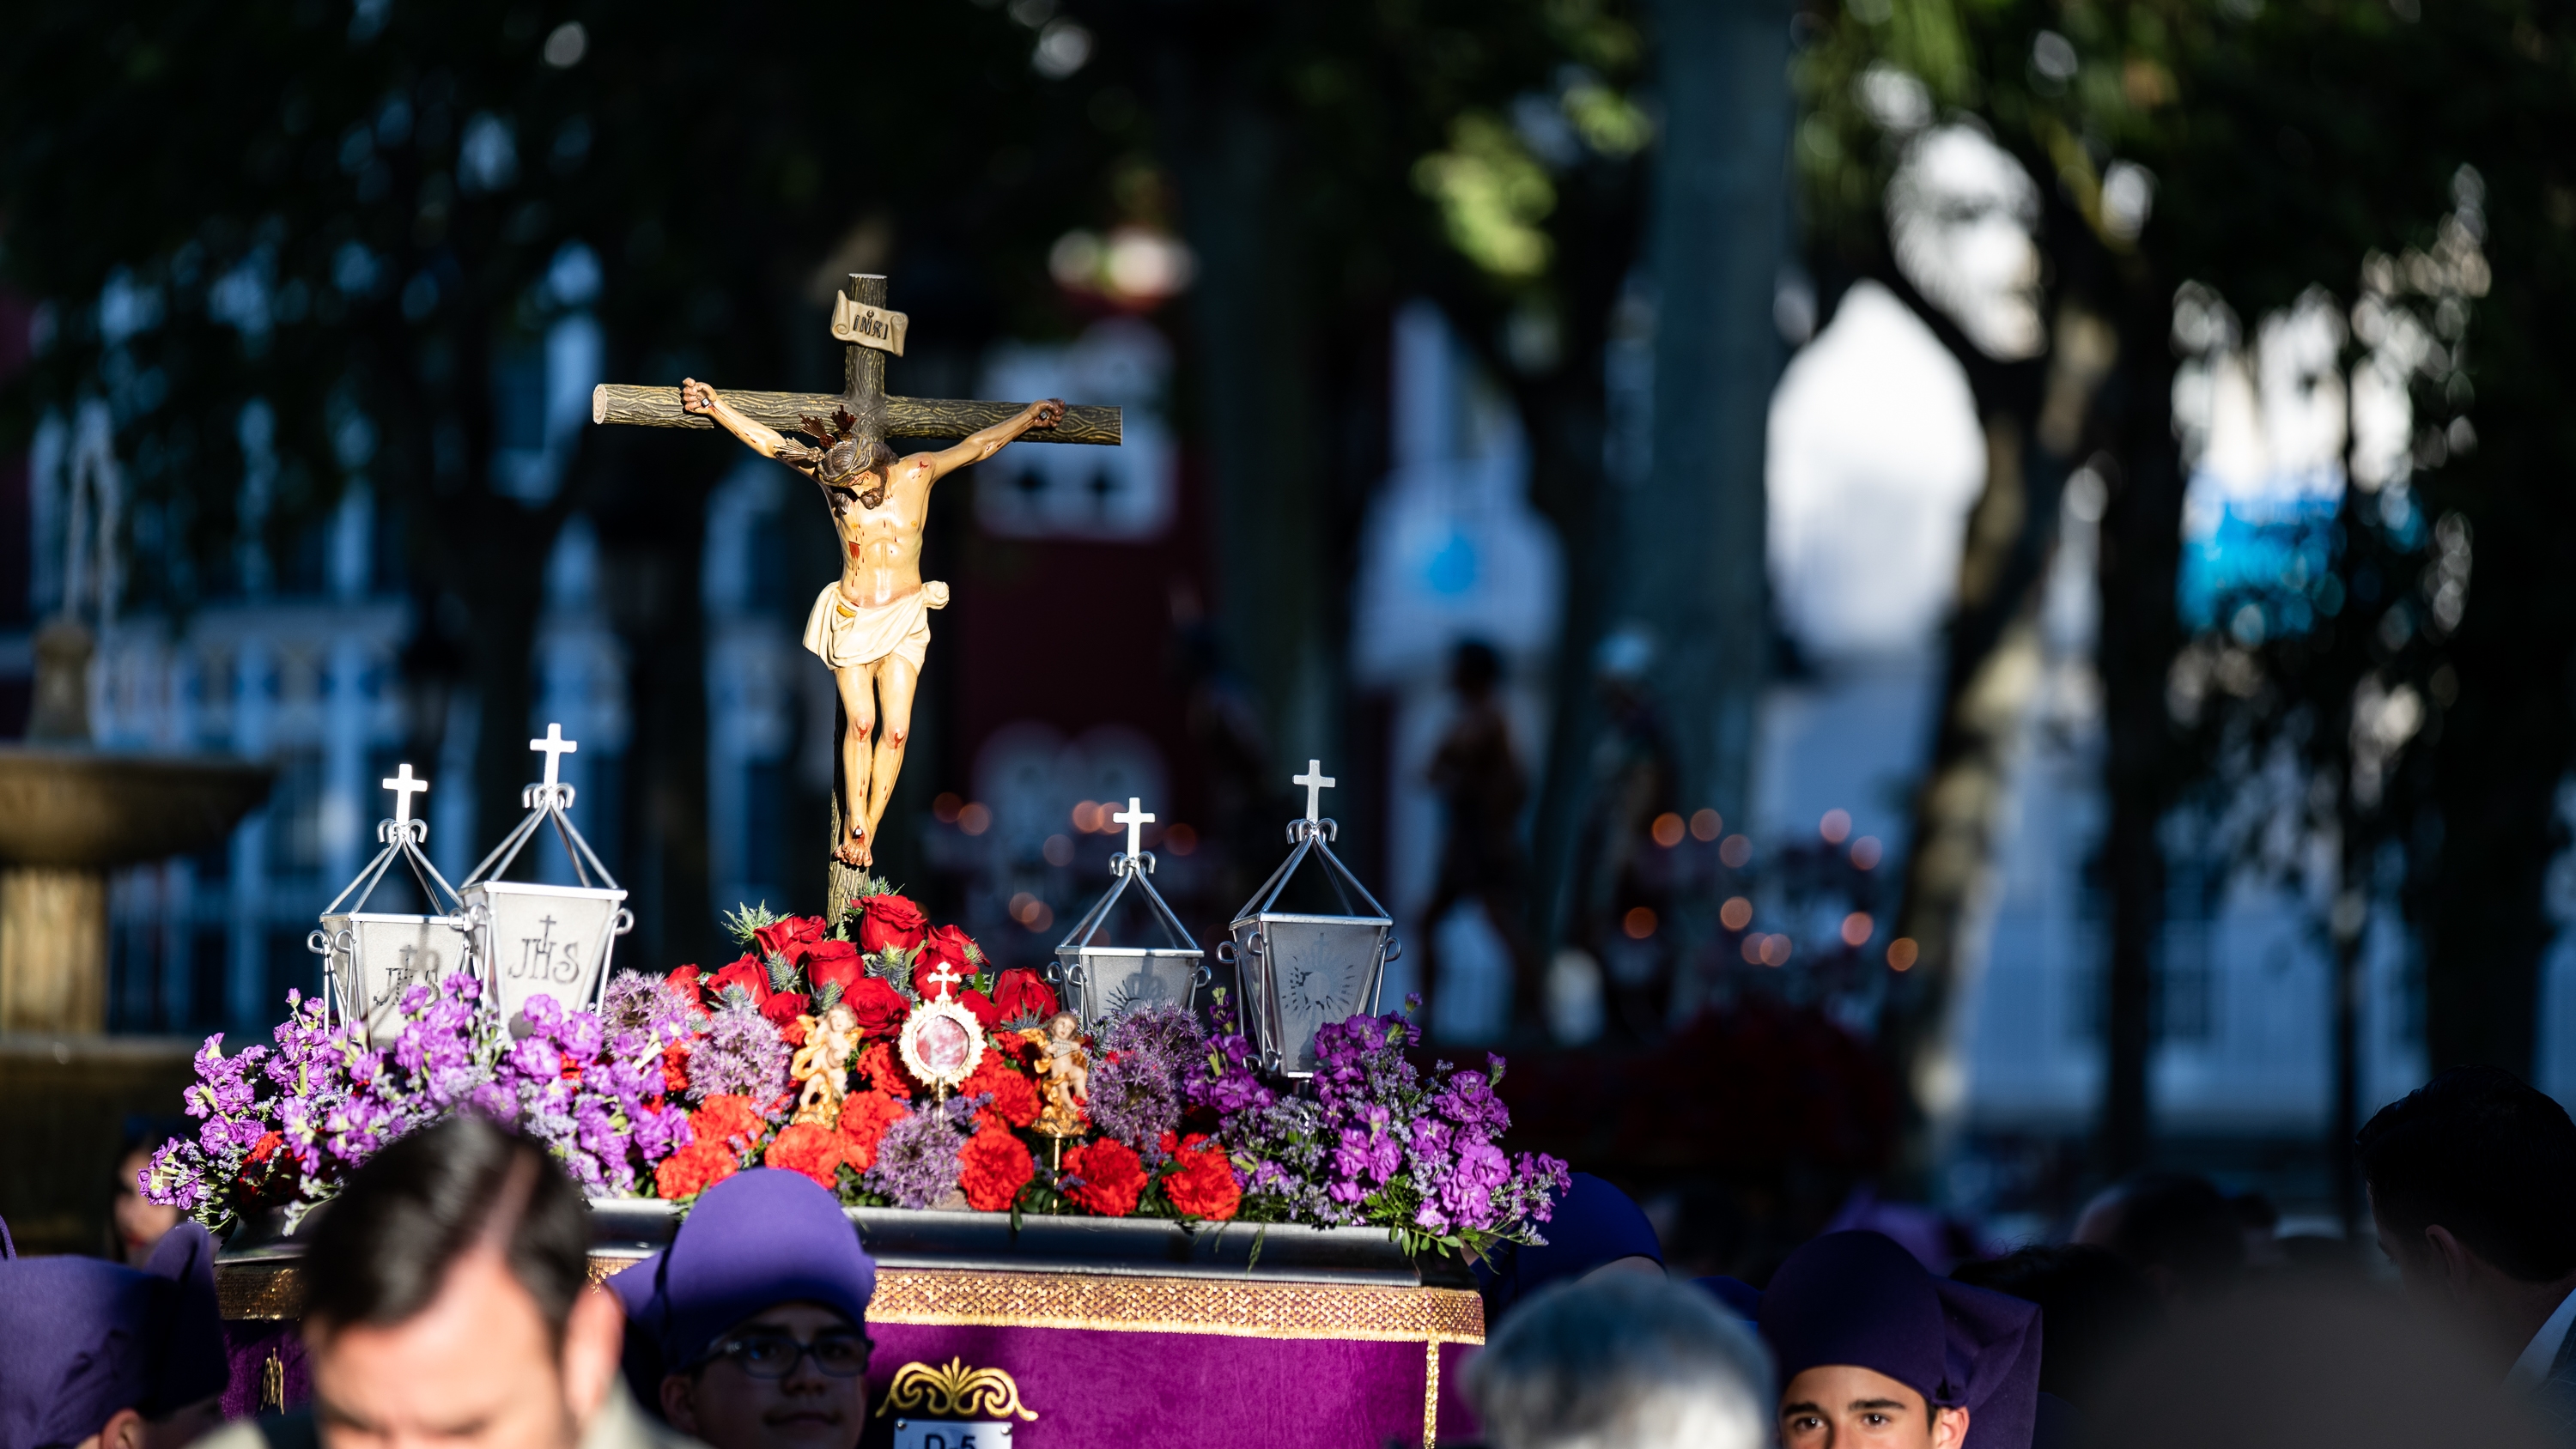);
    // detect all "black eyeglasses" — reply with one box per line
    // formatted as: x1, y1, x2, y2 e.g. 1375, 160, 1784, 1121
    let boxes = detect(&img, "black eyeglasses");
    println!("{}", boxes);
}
704, 1329, 873, 1379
